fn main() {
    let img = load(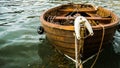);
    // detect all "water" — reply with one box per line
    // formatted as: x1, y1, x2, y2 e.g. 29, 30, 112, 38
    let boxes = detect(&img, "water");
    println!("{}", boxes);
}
0, 0, 120, 68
